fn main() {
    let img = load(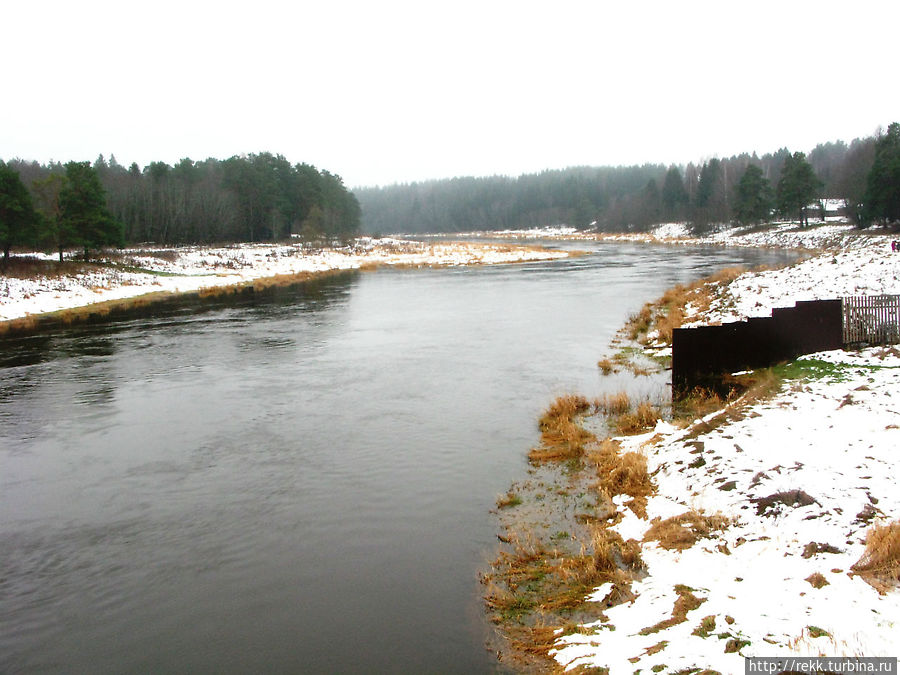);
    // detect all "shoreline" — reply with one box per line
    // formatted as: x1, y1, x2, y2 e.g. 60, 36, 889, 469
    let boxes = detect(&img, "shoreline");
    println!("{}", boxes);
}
449, 221, 896, 253
0, 238, 571, 336
486, 223, 900, 673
